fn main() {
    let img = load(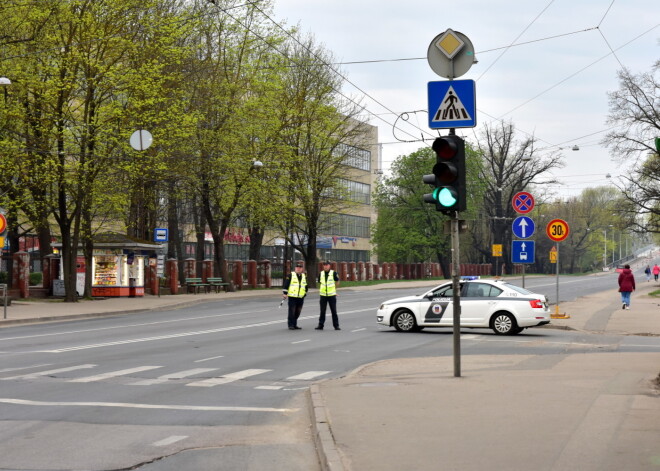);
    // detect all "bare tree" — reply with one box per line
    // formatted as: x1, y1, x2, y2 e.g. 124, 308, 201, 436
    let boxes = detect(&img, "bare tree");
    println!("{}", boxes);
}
474, 121, 563, 274
603, 62, 660, 233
